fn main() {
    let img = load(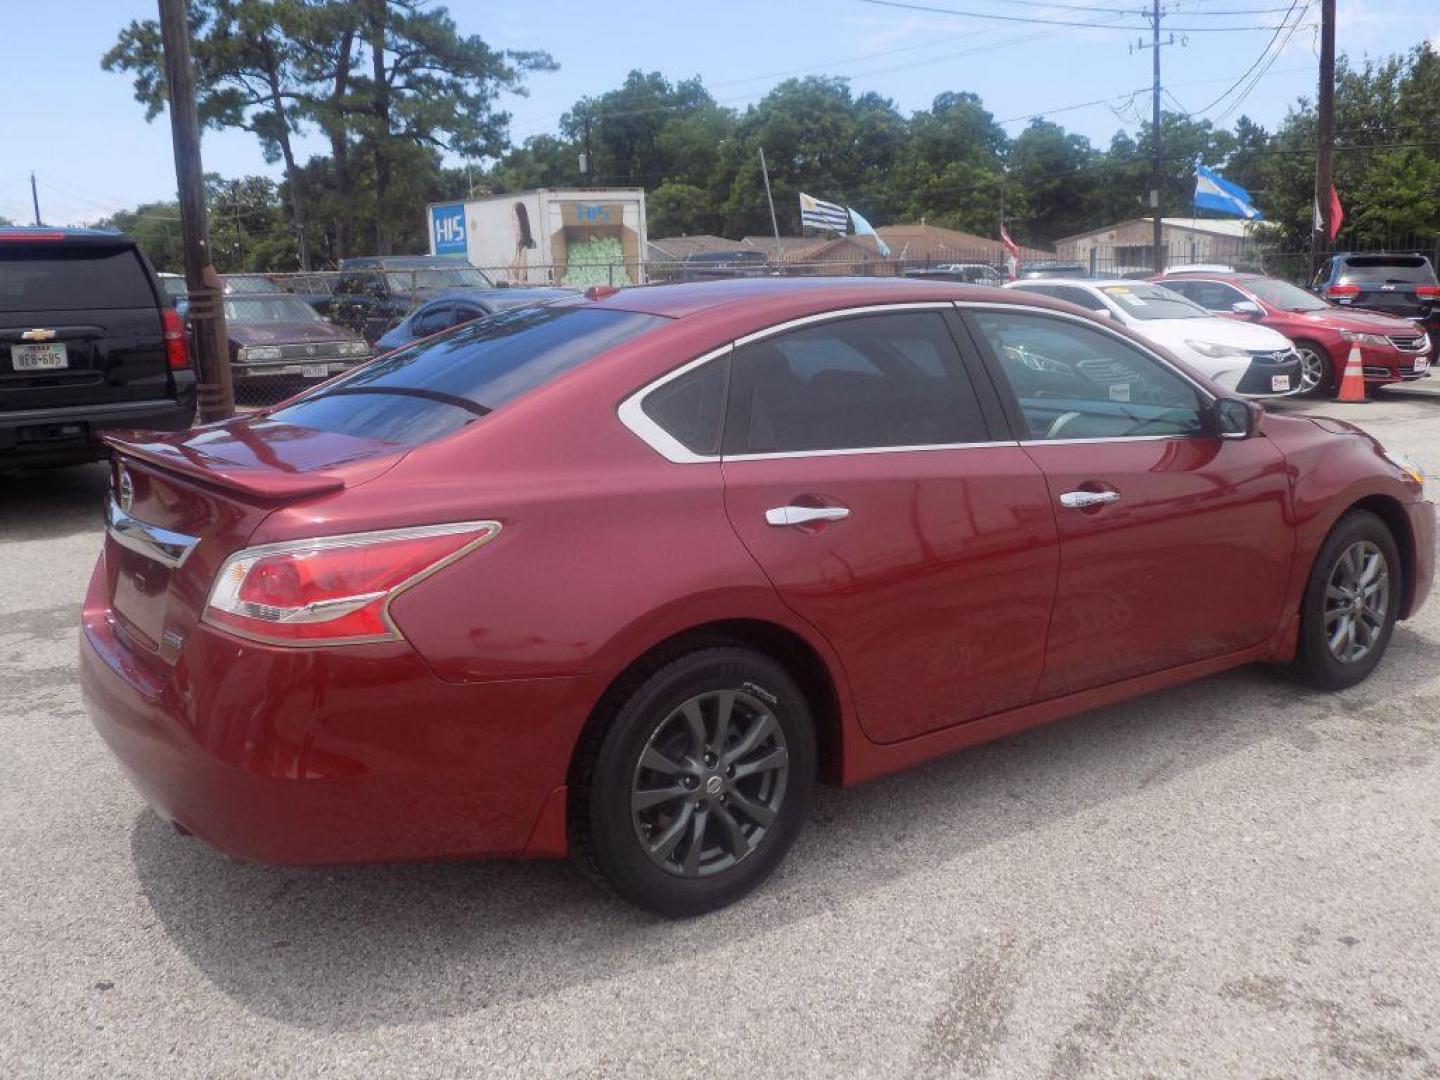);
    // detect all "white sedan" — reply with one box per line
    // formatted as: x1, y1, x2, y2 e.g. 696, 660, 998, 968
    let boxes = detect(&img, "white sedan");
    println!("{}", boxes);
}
1006, 278, 1303, 398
